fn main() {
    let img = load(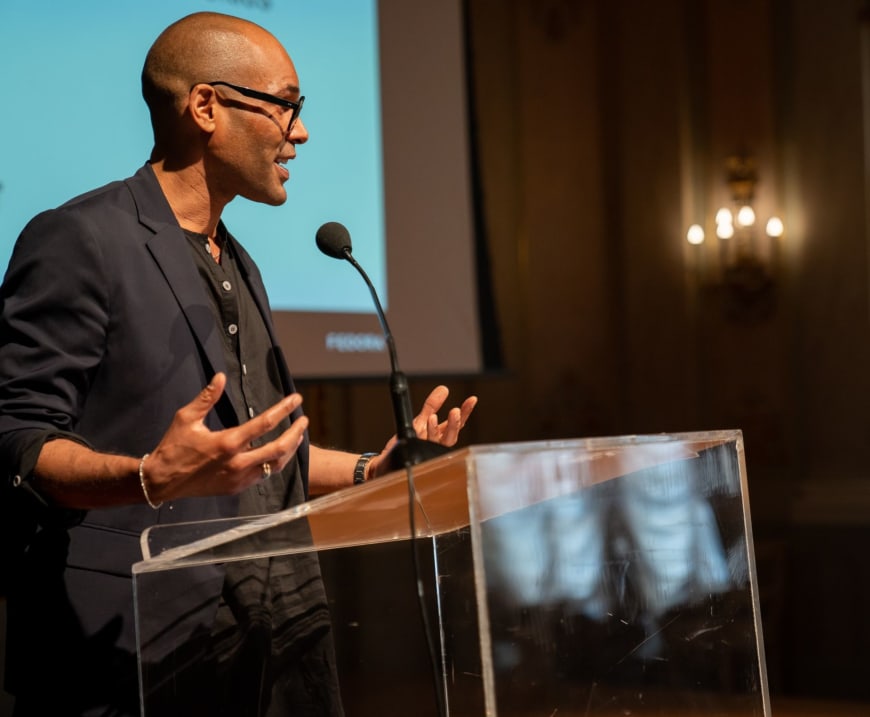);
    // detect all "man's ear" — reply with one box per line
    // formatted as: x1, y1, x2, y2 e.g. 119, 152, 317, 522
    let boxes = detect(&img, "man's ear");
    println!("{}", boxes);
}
188, 84, 218, 133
